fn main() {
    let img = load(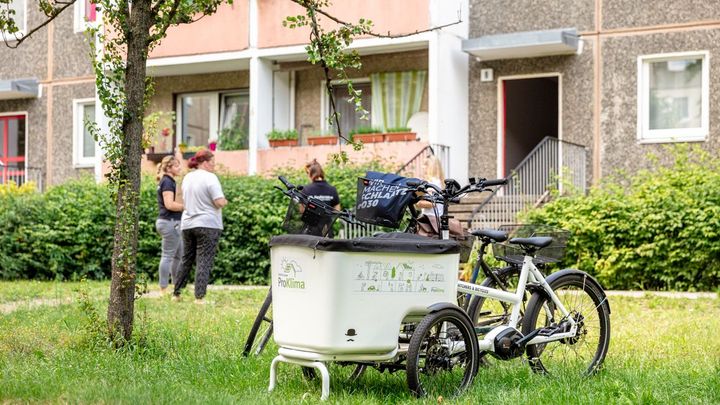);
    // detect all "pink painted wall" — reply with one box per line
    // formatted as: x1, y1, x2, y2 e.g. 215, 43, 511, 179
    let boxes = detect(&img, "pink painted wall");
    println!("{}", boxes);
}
149, 3, 249, 59
258, 0, 430, 48
137, 141, 427, 177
